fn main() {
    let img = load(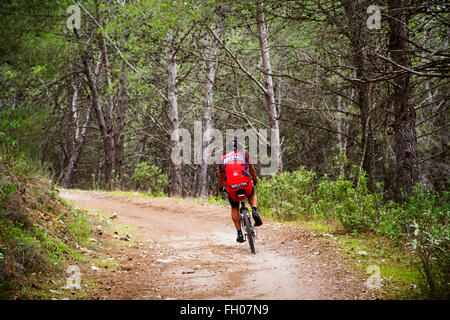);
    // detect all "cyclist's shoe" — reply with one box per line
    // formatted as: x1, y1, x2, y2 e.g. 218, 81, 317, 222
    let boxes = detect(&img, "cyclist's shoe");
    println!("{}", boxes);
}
252, 208, 263, 227
236, 230, 245, 243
